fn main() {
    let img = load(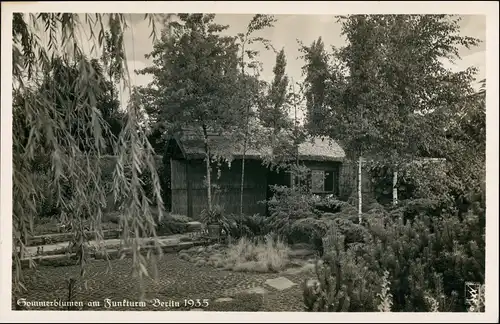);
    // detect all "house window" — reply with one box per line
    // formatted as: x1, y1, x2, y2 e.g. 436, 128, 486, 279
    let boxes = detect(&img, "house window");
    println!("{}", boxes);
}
290, 168, 339, 195
310, 170, 337, 194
